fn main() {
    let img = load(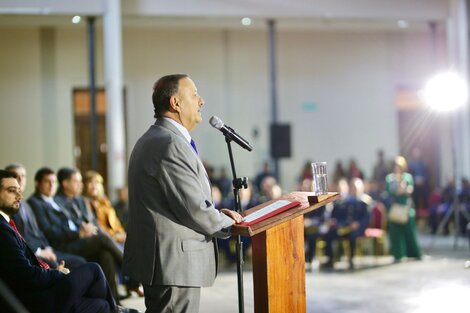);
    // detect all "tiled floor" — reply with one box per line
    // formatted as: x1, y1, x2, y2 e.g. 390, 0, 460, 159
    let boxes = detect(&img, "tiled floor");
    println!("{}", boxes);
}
121, 234, 470, 313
